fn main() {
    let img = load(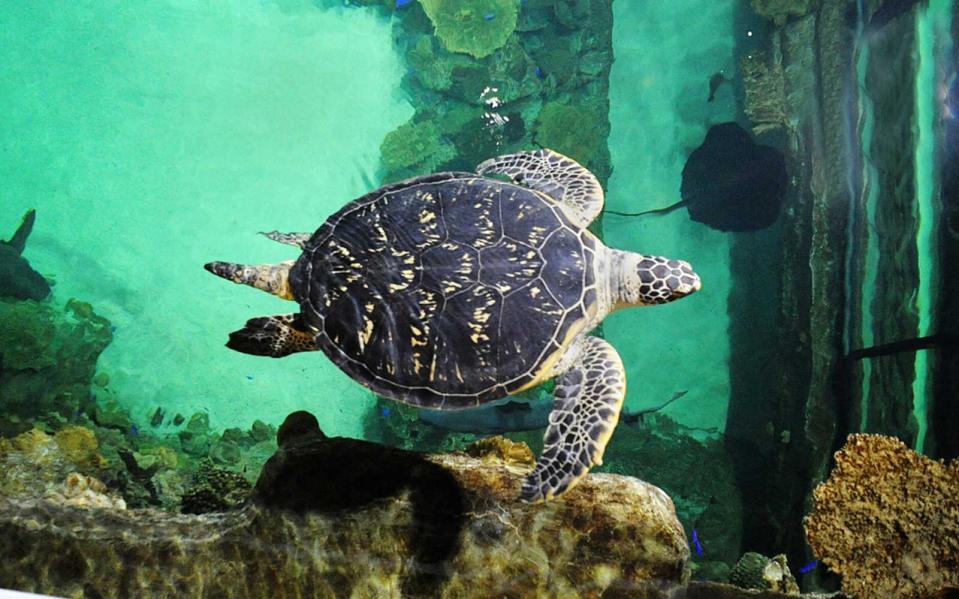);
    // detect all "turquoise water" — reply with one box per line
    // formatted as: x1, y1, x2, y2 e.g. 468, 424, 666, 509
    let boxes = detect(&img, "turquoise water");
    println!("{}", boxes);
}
2, 0, 957, 596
